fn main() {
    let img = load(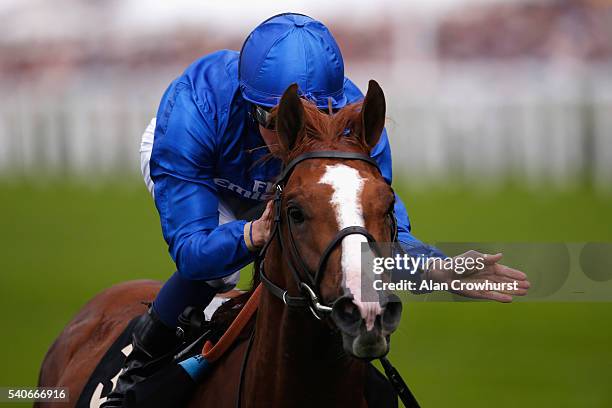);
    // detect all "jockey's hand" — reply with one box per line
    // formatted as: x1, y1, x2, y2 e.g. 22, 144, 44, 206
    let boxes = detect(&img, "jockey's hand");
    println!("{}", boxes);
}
427, 251, 530, 303
250, 201, 274, 249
